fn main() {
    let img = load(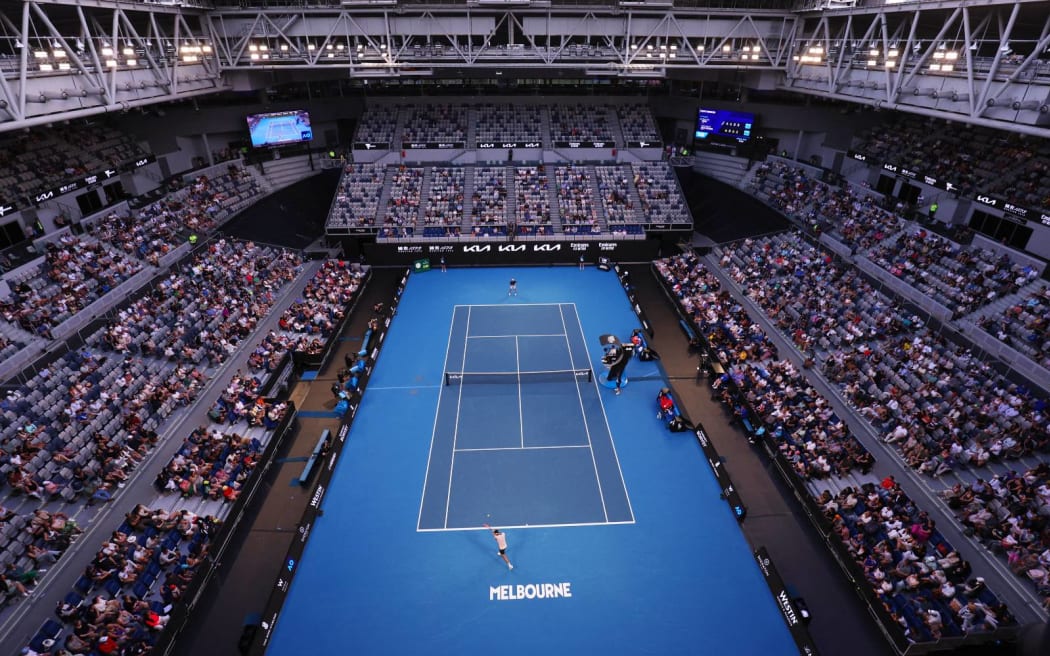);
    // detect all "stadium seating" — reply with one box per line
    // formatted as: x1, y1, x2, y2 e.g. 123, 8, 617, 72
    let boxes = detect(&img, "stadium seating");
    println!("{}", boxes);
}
422, 167, 465, 227
554, 165, 599, 232
655, 250, 1024, 636
383, 166, 424, 233
0, 122, 149, 204
852, 115, 1050, 214
474, 103, 544, 145
513, 166, 551, 226
32, 508, 220, 654
979, 285, 1050, 369
401, 104, 467, 146
632, 163, 690, 226
327, 163, 385, 229
616, 105, 661, 144
549, 103, 615, 143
